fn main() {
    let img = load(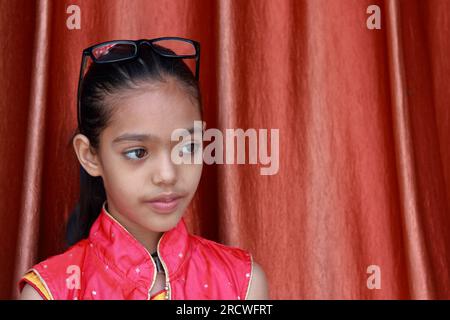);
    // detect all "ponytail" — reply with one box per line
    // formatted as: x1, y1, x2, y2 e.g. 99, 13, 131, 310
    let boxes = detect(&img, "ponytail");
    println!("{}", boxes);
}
66, 166, 106, 247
